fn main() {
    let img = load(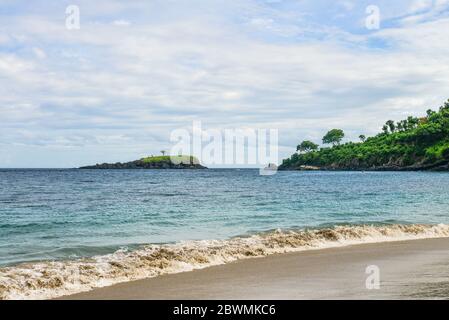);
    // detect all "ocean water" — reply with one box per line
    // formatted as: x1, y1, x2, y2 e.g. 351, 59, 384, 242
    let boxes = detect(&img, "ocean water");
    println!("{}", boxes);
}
1, 169, 449, 299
